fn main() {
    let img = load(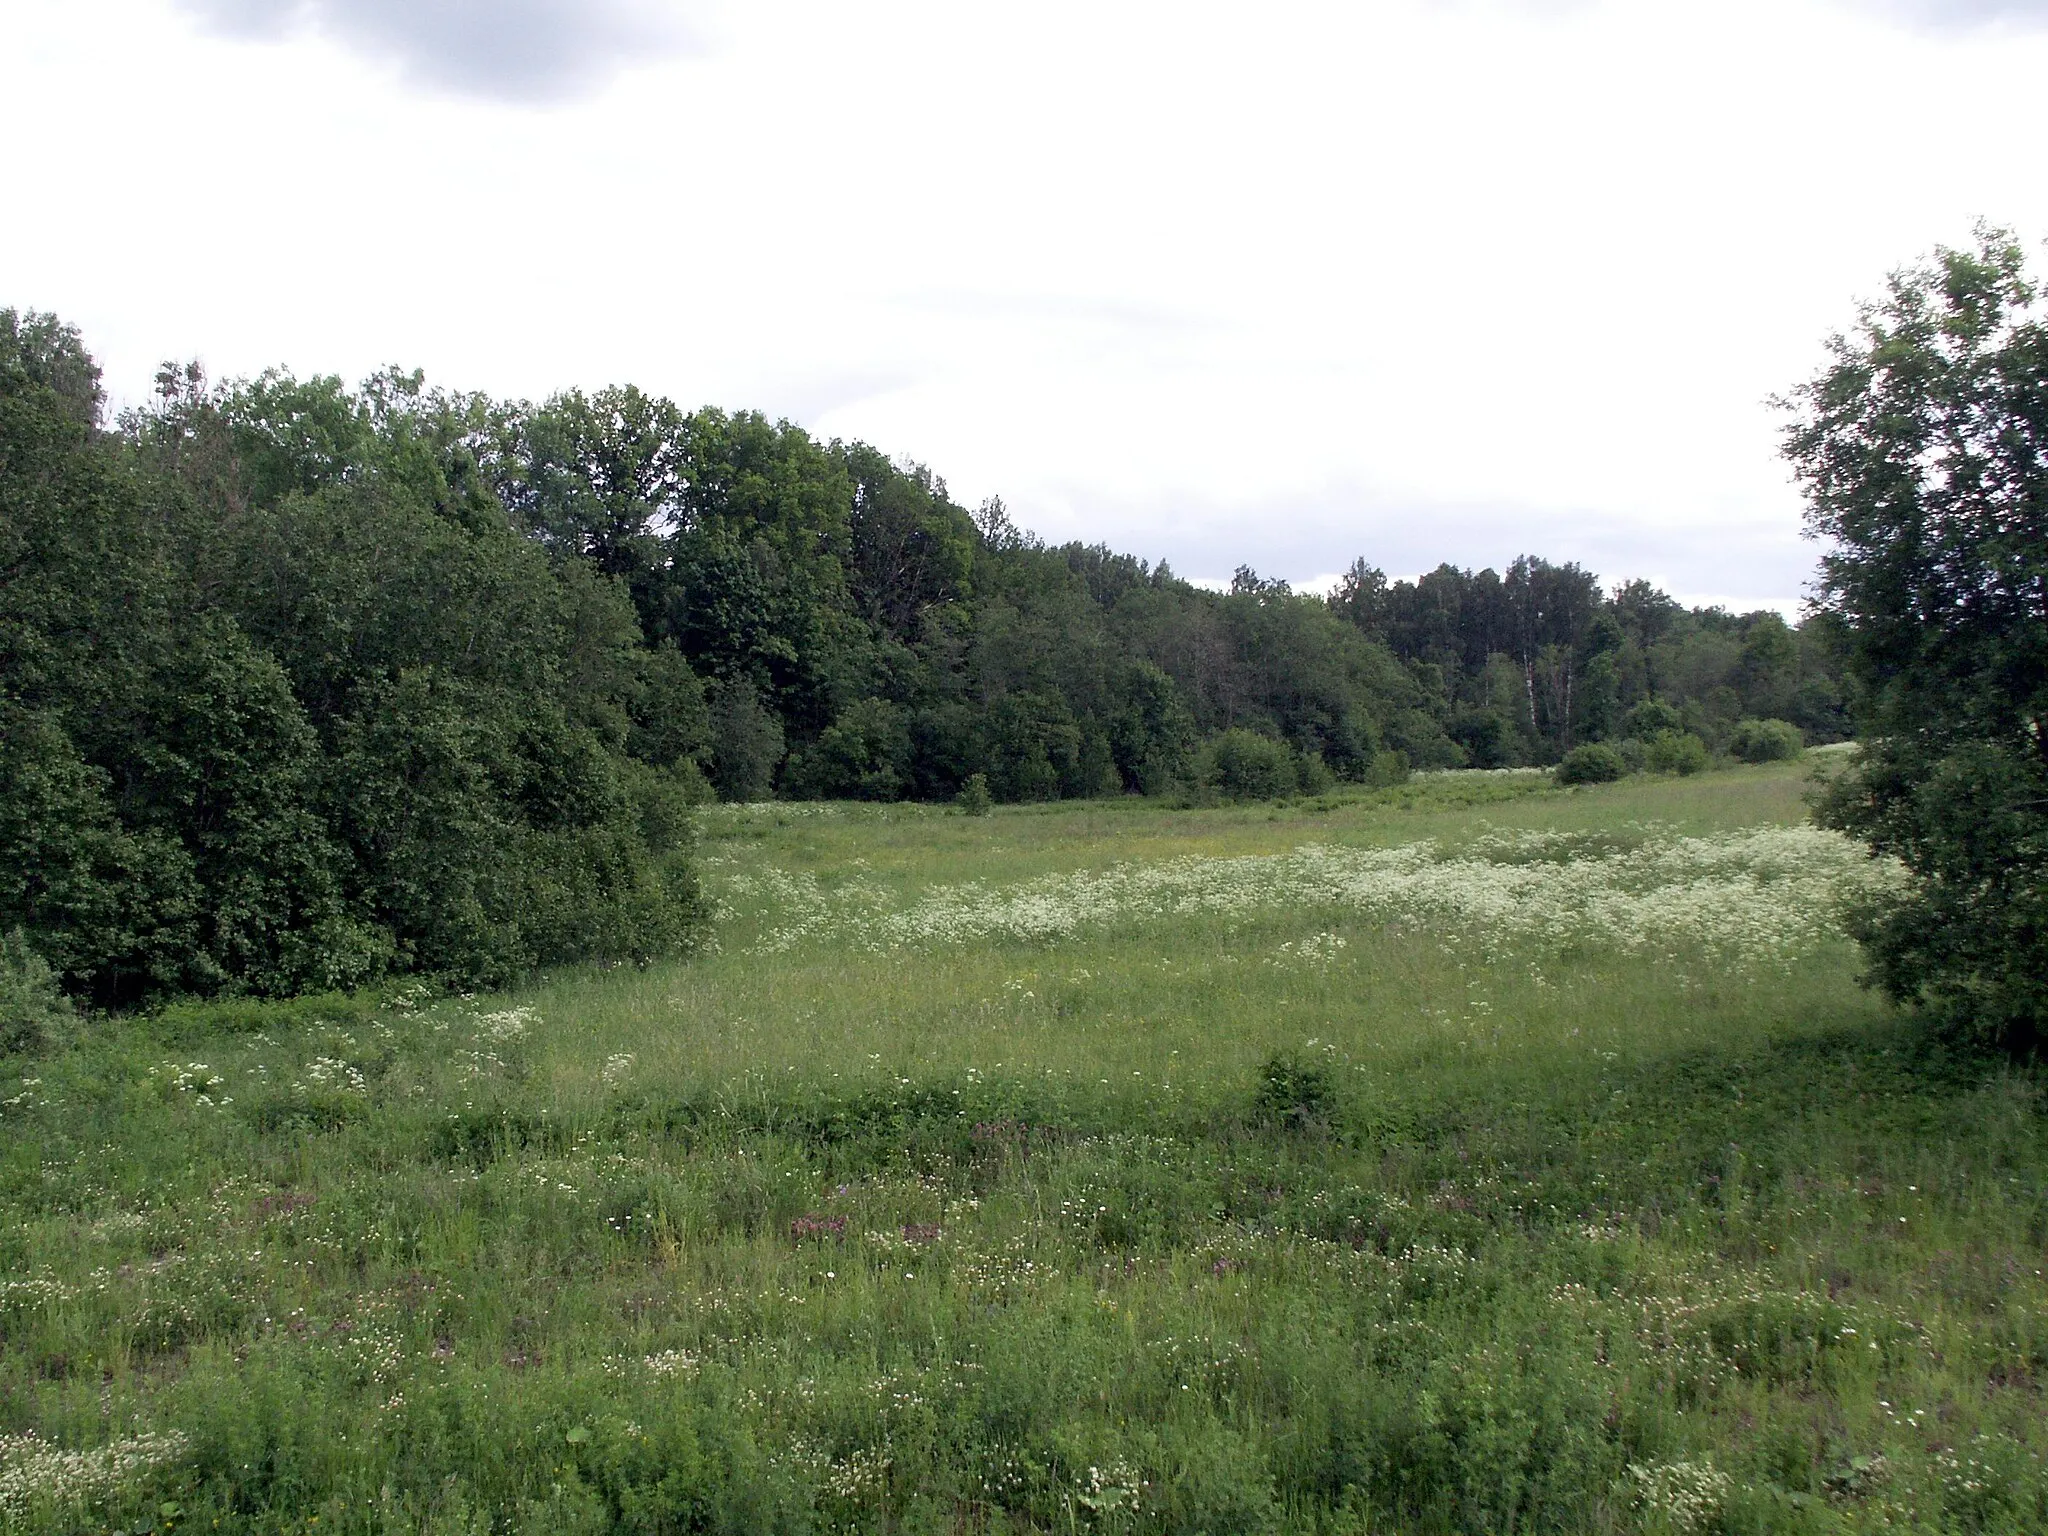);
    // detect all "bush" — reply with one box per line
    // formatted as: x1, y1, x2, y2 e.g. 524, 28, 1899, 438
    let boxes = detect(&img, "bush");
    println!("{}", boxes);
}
1556, 743, 1627, 786
1622, 699, 1685, 741
0, 930, 72, 1053
708, 678, 785, 802
782, 698, 911, 801
0, 325, 713, 1006
1253, 1049, 1337, 1130
1363, 749, 1412, 789
1203, 730, 1298, 801
1730, 717, 1804, 763
956, 772, 993, 817
1644, 730, 1710, 776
